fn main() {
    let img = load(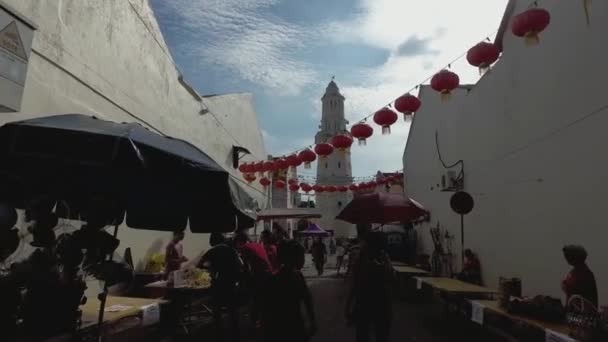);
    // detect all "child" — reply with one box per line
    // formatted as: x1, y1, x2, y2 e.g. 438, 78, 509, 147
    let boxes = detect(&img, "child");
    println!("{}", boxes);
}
262, 240, 317, 342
